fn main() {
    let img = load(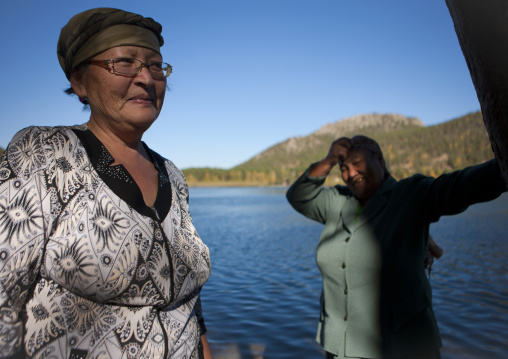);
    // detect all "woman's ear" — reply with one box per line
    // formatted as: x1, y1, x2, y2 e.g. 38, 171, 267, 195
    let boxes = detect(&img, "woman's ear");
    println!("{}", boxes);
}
69, 70, 87, 98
